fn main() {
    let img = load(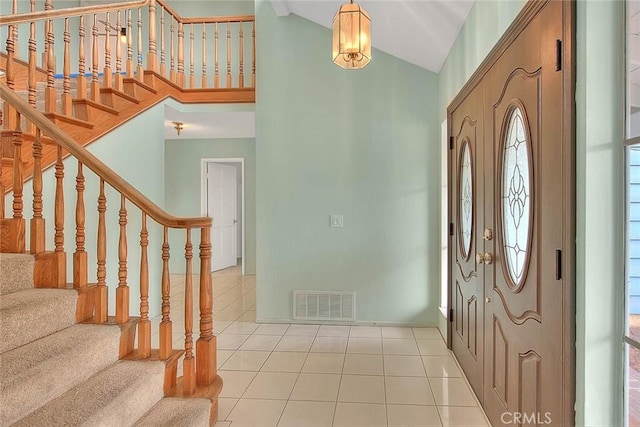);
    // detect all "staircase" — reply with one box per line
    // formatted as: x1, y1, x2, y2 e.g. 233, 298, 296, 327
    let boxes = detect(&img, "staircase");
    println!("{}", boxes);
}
1, 0, 255, 192
0, 253, 212, 426
0, 1, 254, 425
